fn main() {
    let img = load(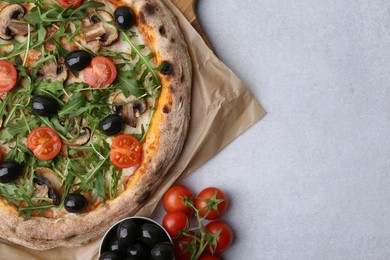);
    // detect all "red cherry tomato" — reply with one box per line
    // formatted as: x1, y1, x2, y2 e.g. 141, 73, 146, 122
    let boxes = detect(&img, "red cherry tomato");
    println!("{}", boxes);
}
199, 254, 222, 260
162, 211, 189, 238
163, 185, 193, 215
0, 60, 18, 93
110, 134, 142, 168
195, 187, 228, 220
27, 127, 62, 160
205, 221, 233, 254
55, 0, 82, 8
174, 234, 198, 260
82, 56, 117, 88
